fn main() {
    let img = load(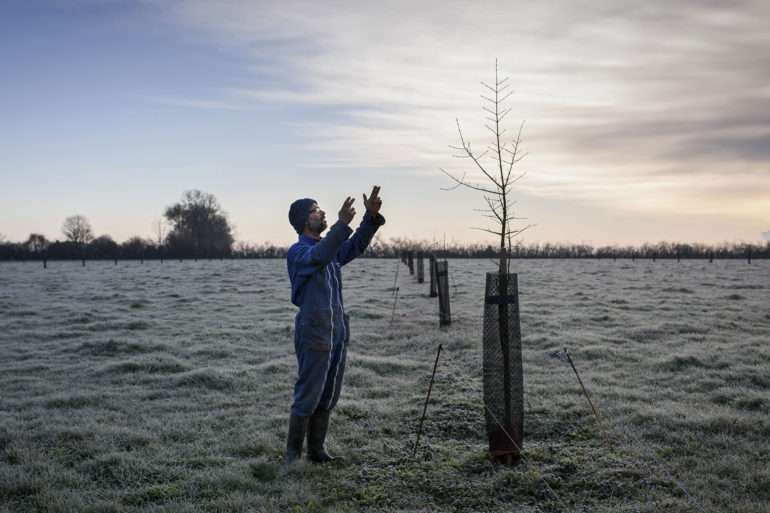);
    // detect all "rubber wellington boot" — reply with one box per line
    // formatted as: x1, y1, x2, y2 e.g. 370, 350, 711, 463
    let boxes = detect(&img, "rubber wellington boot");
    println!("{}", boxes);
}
285, 414, 309, 464
307, 409, 340, 463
